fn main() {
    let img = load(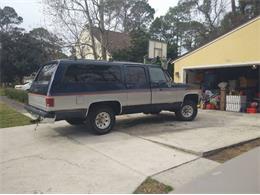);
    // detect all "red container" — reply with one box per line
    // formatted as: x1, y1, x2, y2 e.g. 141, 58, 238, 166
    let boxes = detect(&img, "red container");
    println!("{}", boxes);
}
206, 104, 212, 110
206, 104, 215, 110
247, 107, 257, 114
